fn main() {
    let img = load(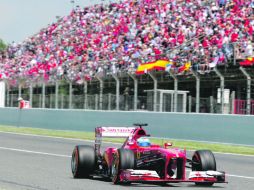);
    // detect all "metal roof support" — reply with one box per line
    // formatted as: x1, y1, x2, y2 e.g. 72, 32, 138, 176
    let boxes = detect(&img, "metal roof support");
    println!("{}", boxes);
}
231, 91, 235, 114
128, 73, 138, 111
18, 83, 22, 99
188, 95, 192, 113
83, 81, 88, 109
107, 93, 112, 110
169, 71, 178, 112
42, 82, 46, 108
10, 92, 14, 107
148, 72, 158, 112
95, 75, 104, 110
112, 74, 120, 111
239, 67, 251, 115
210, 96, 214, 113
191, 70, 200, 113
29, 84, 33, 108
215, 67, 224, 113
69, 82, 72, 109
233, 43, 237, 66
55, 81, 59, 109
95, 94, 99, 110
